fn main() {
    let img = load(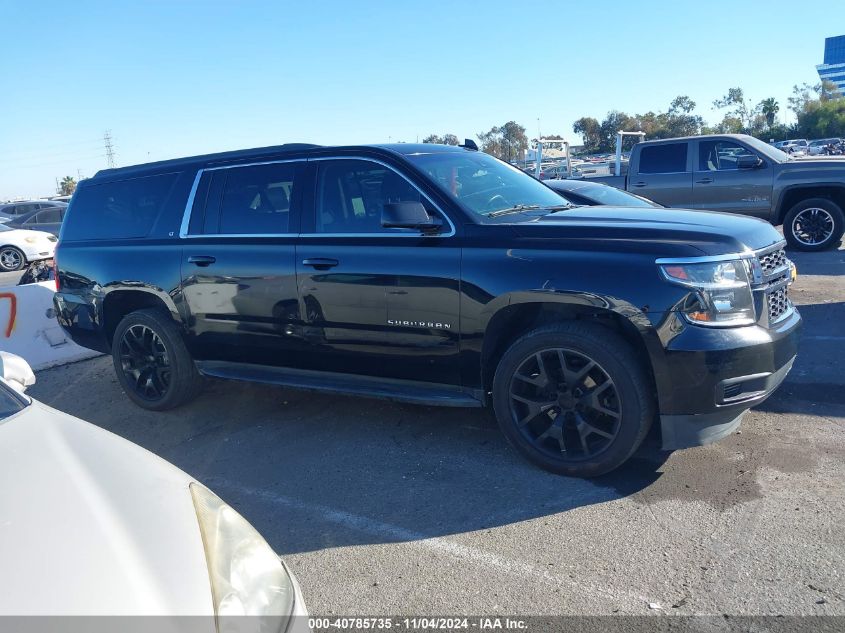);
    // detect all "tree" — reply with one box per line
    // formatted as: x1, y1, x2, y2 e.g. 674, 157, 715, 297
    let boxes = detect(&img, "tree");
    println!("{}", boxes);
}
59, 176, 76, 196
477, 121, 528, 161
668, 95, 696, 115
712, 87, 760, 133
759, 98, 780, 128
422, 133, 459, 146
573, 117, 601, 153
